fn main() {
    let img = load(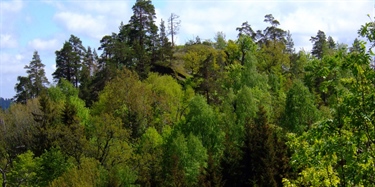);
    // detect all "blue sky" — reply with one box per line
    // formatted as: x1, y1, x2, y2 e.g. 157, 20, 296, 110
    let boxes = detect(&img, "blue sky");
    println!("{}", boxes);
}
1, 0, 374, 98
